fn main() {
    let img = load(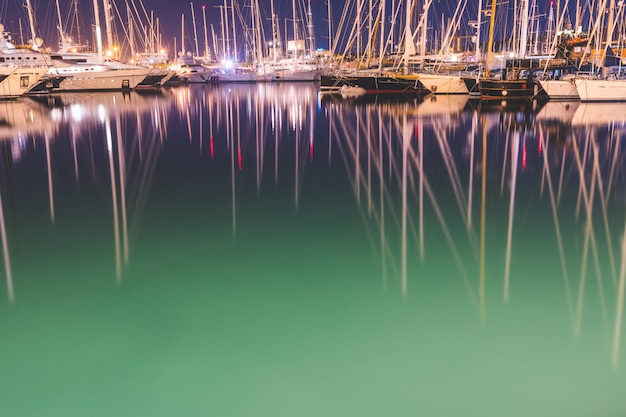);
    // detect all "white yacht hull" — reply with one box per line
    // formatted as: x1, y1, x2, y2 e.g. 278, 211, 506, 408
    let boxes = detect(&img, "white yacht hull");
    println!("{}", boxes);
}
212, 72, 265, 83
540, 79, 579, 100
54, 68, 150, 91
177, 69, 212, 83
417, 73, 469, 94
575, 78, 626, 102
0, 67, 48, 98
270, 69, 321, 82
